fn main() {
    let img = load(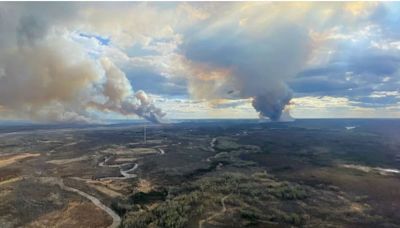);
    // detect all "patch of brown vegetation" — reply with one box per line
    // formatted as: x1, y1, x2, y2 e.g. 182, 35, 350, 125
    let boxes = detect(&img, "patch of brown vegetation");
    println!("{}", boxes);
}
101, 146, 159, 156
71, 177, 130, 195
89, 183, 123, 198
114, 157, 139, 163
26, 201, 112, 228
0, 176, 22, 186
0, 168, 20, 181
136, 179, 152, 193
114, 147, 158, 155
0, 153, 40, 168
47, 156, 89, 165
100, 180, 131, 194
350, 202, 365, 213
